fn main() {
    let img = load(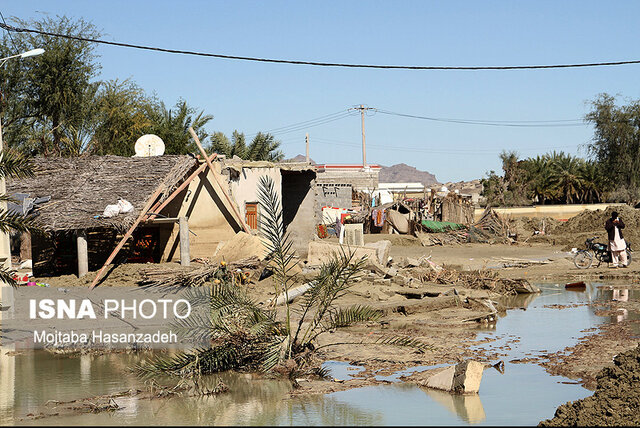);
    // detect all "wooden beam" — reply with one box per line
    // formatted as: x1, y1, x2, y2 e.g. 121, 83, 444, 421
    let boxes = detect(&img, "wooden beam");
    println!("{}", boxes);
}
179, 216, 190, 267
146, 153, 217, 221
77, 230, 88, 278
89, 186, 165, 290
146, 217, 180, 224
188, 127, 251, 233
